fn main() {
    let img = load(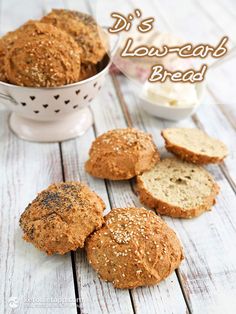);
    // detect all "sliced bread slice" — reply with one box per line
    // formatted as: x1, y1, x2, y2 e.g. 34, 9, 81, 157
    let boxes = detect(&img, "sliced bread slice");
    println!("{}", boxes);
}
161, 128, 228, 164
137, 158, 219, 218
